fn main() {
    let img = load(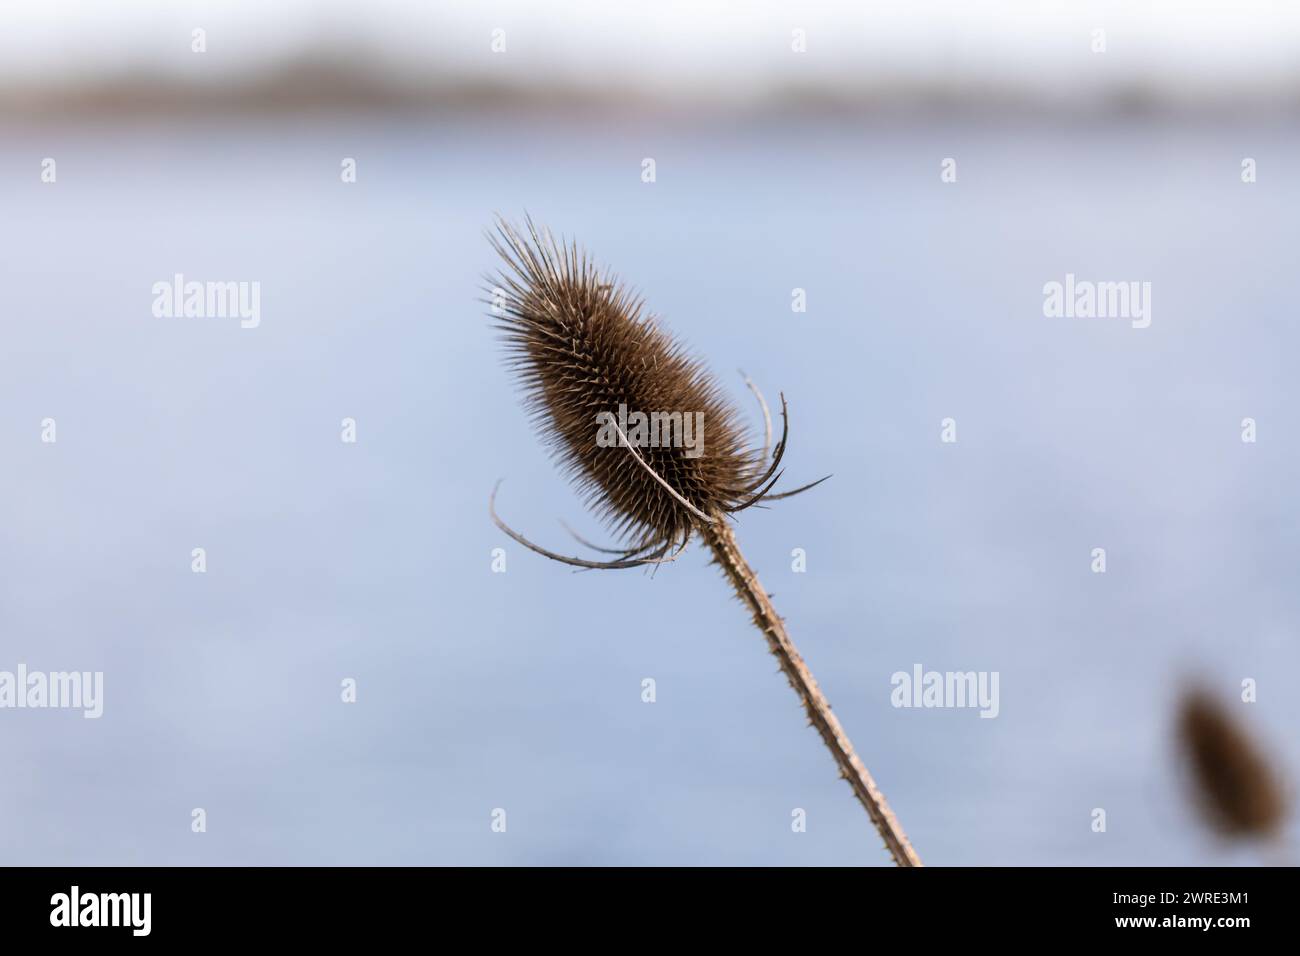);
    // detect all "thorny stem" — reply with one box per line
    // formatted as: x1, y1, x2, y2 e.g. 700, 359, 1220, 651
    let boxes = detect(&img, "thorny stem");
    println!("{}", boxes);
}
701, 515, 923, 867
